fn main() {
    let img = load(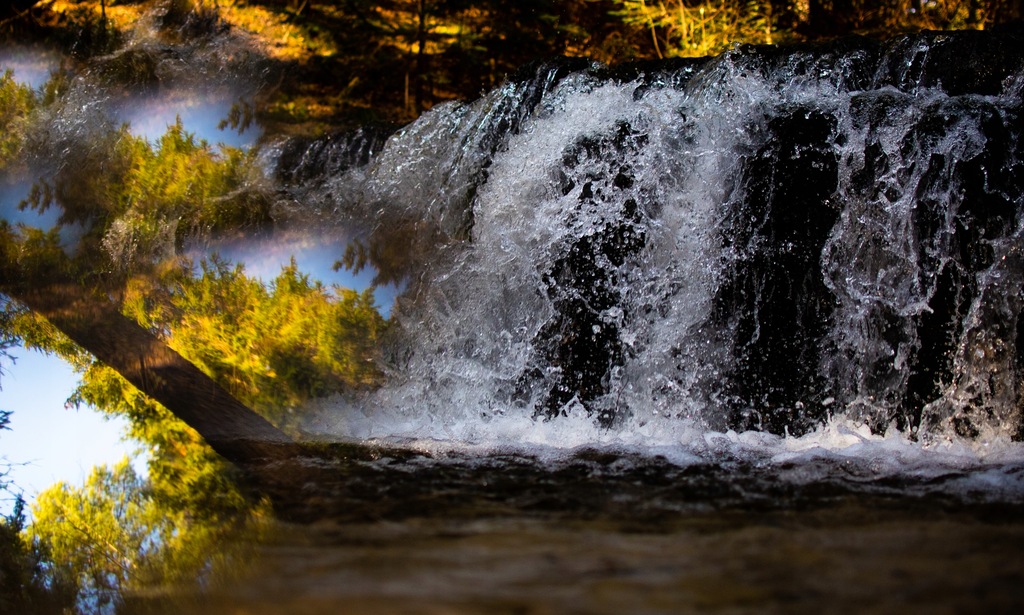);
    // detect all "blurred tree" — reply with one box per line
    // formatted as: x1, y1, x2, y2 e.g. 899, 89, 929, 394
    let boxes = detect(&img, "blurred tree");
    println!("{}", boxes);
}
17, 116, 271, 272
2, 252, 376, 611
0, 496, 73, 614
29, 461, 158, 611
1, 410, 78, 614
29, 458, 271, 613
612, 0, 778, 57
246, 0, 632, 122
119, 256, 385, 429
0, 1, 40, 23
0, 70, 36, 169
2, 114, 290, 461
1, 28, 387, 458
803, 0, 1000, 36
1, 108, 377, 611
611, 1, 1013, 58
